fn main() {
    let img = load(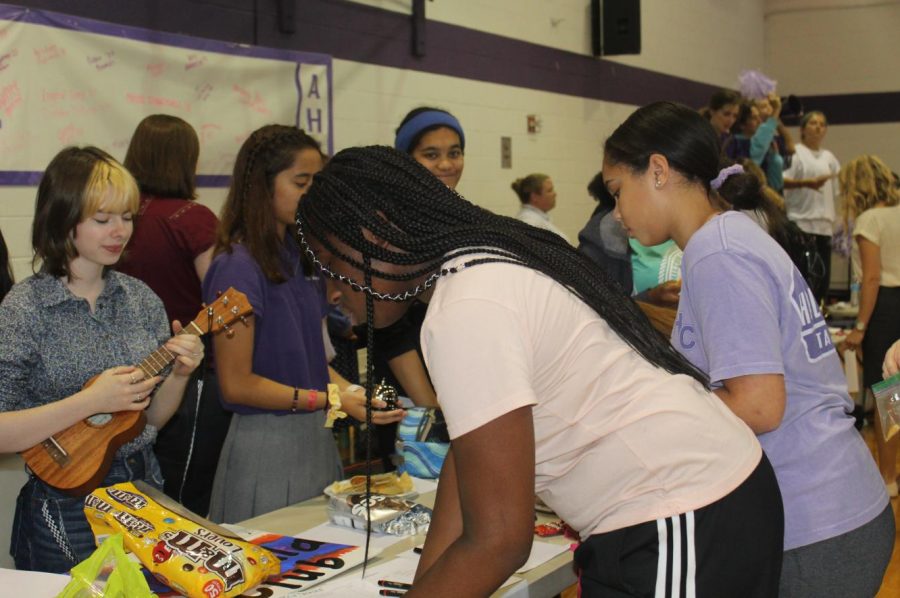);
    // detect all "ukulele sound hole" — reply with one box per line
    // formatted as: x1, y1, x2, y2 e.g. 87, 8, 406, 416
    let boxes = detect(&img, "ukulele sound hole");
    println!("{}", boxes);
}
86, 413, 113, 426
